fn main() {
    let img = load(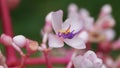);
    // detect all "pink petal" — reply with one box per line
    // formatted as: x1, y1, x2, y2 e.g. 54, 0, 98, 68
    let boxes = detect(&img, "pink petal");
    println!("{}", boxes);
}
102, 64, 107, 68
64, 36, 86, 49
45, 12, 53, 23
48, 34, 64, 48
68, 3, 78, 18
94, 58, 103, 68
101, 4, 112, 17
73, 55, 83, 68
0, 34, 12, 46
79, 8, 90, 18
78, 30, 88, 42
62, 18, 83, 33
112, 38, 120, 50
52, 10, 63, 34
84, 50, 97, 61
0, 66, 3, 68
68, 3, 78, 12
83, 17, 94, 30
103, 29, 115, 41
81, 58, 94, 68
